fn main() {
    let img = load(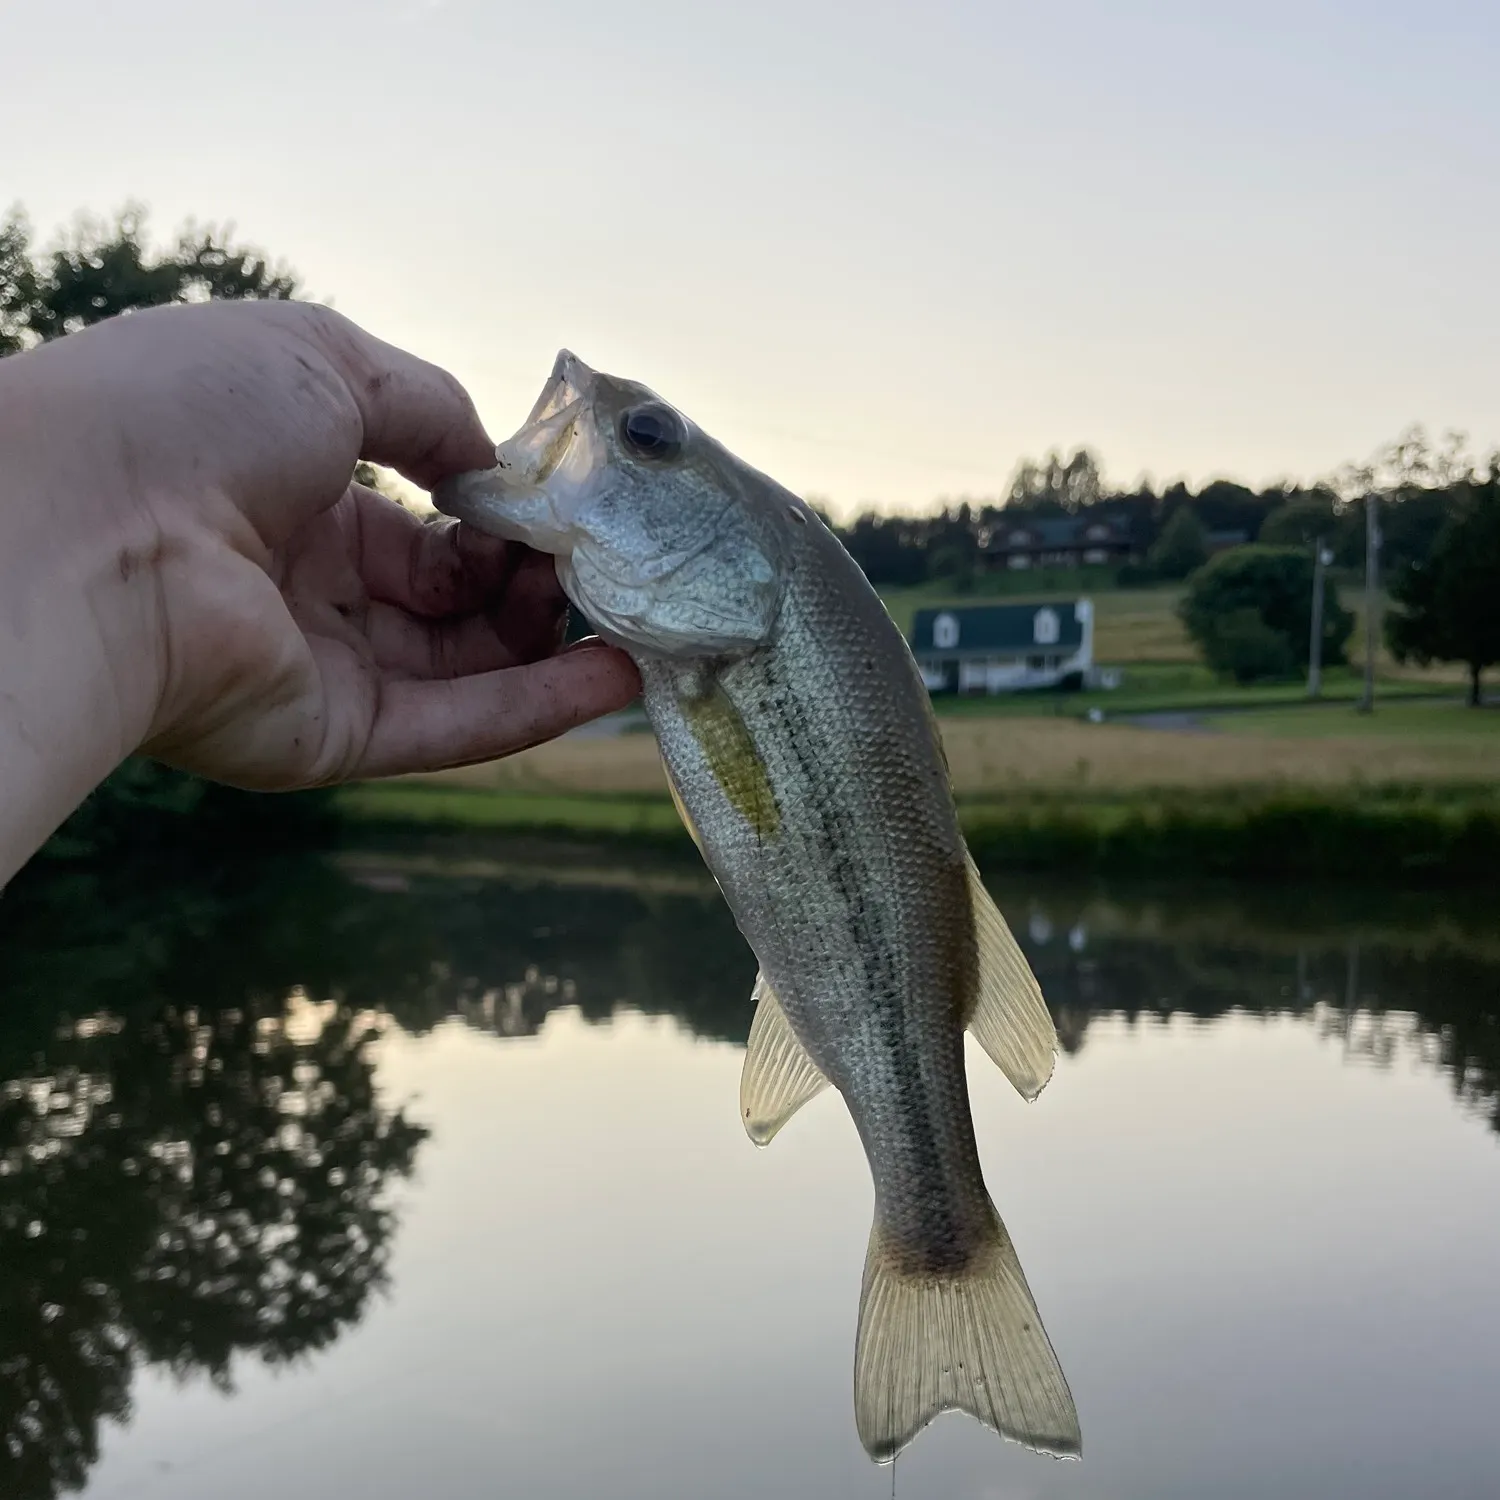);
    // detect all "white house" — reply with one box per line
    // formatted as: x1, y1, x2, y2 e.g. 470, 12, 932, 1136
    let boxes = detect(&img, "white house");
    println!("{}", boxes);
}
908, 600, 1100, 695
